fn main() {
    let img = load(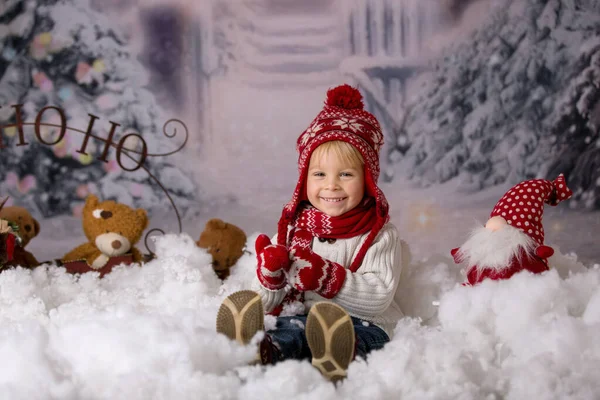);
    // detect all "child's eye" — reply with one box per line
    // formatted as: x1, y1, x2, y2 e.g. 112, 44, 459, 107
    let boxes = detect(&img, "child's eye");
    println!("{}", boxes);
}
340, 172, 353, 177
312, 172, 325, 177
